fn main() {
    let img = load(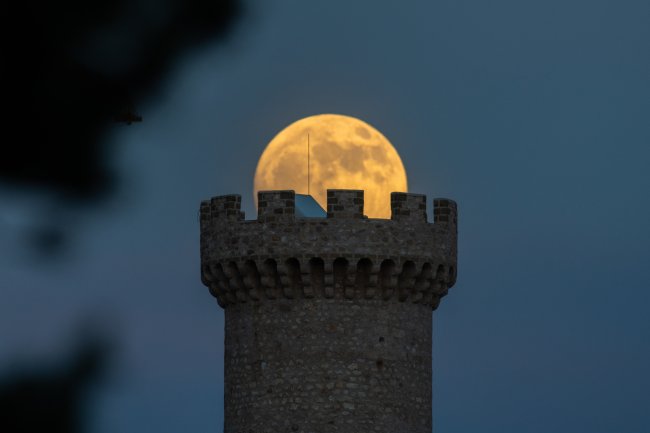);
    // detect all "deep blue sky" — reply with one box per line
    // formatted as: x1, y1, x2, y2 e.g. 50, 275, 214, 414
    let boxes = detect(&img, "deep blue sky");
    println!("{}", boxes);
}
2, 0, 649, 431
